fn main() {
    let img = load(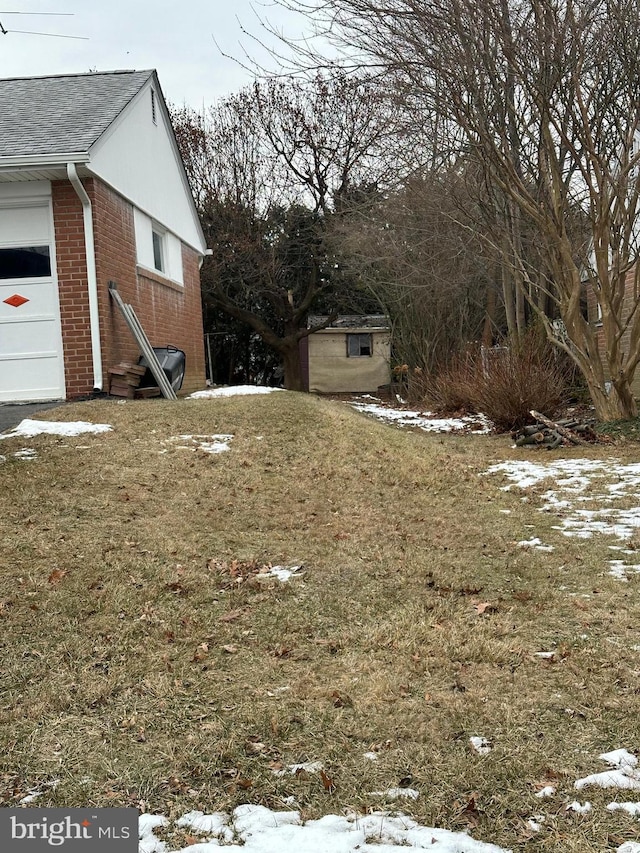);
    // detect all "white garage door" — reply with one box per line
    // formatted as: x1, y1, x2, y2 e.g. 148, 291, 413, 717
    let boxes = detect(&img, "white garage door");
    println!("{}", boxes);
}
0, 203, 65, 402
